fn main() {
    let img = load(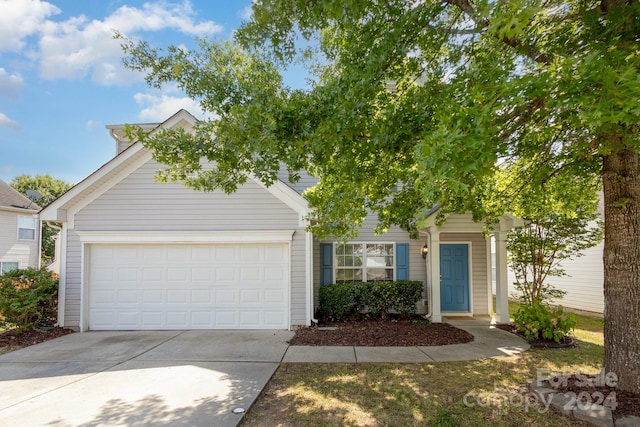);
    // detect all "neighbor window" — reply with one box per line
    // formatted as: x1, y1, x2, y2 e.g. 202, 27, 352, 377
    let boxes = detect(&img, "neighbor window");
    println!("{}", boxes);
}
17, 215, 36, 240
335, 243, 394, 282
0, 261, 19, 275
